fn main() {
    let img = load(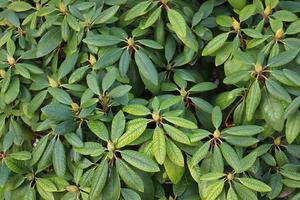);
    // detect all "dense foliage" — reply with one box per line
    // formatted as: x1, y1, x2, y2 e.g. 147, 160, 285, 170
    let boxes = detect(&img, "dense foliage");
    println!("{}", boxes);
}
0, 0, 300, 199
